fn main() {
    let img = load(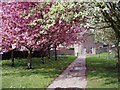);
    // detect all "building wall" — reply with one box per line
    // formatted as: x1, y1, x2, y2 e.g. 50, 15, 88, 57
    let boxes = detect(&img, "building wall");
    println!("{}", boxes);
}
74, 33, 96, 55
50, 50, 74, 56
82, 33, 96, 53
